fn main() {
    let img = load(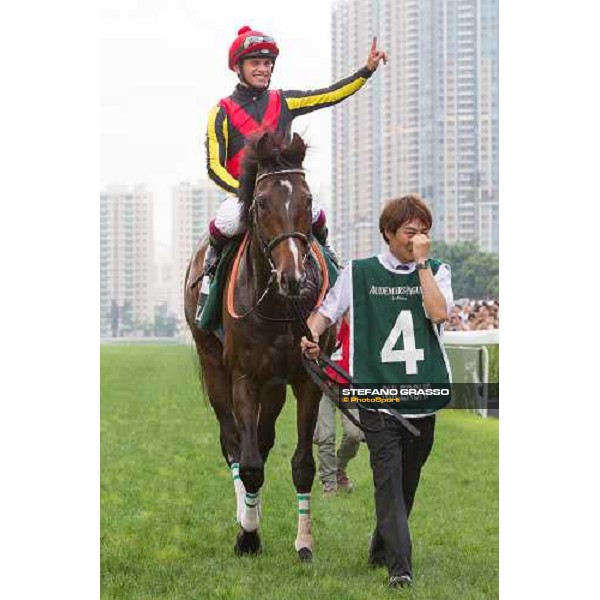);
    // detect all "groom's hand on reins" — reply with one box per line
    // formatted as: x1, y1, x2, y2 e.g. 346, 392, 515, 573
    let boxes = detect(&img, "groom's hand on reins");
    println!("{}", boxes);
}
301, 335, 320, 360
367, 36, 388, 71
